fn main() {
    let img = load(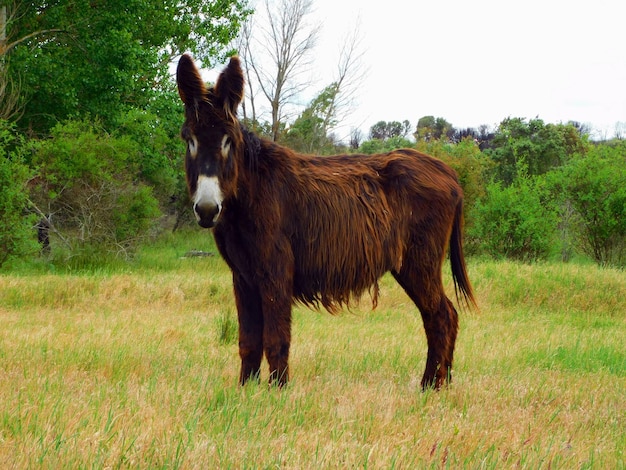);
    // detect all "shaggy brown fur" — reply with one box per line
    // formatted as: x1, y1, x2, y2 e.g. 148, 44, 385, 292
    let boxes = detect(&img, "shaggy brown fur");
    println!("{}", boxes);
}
177, 54, 476, 389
